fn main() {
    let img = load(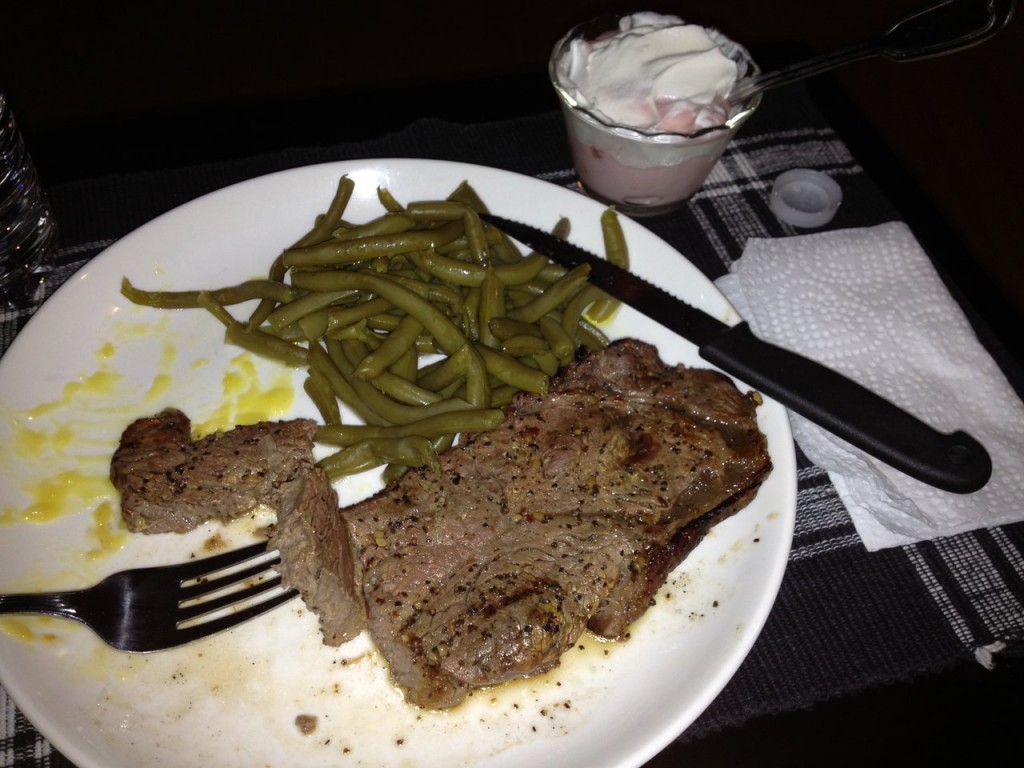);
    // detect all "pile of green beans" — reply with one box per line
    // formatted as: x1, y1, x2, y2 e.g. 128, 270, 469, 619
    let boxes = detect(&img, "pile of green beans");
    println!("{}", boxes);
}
121, 177, 629, 482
